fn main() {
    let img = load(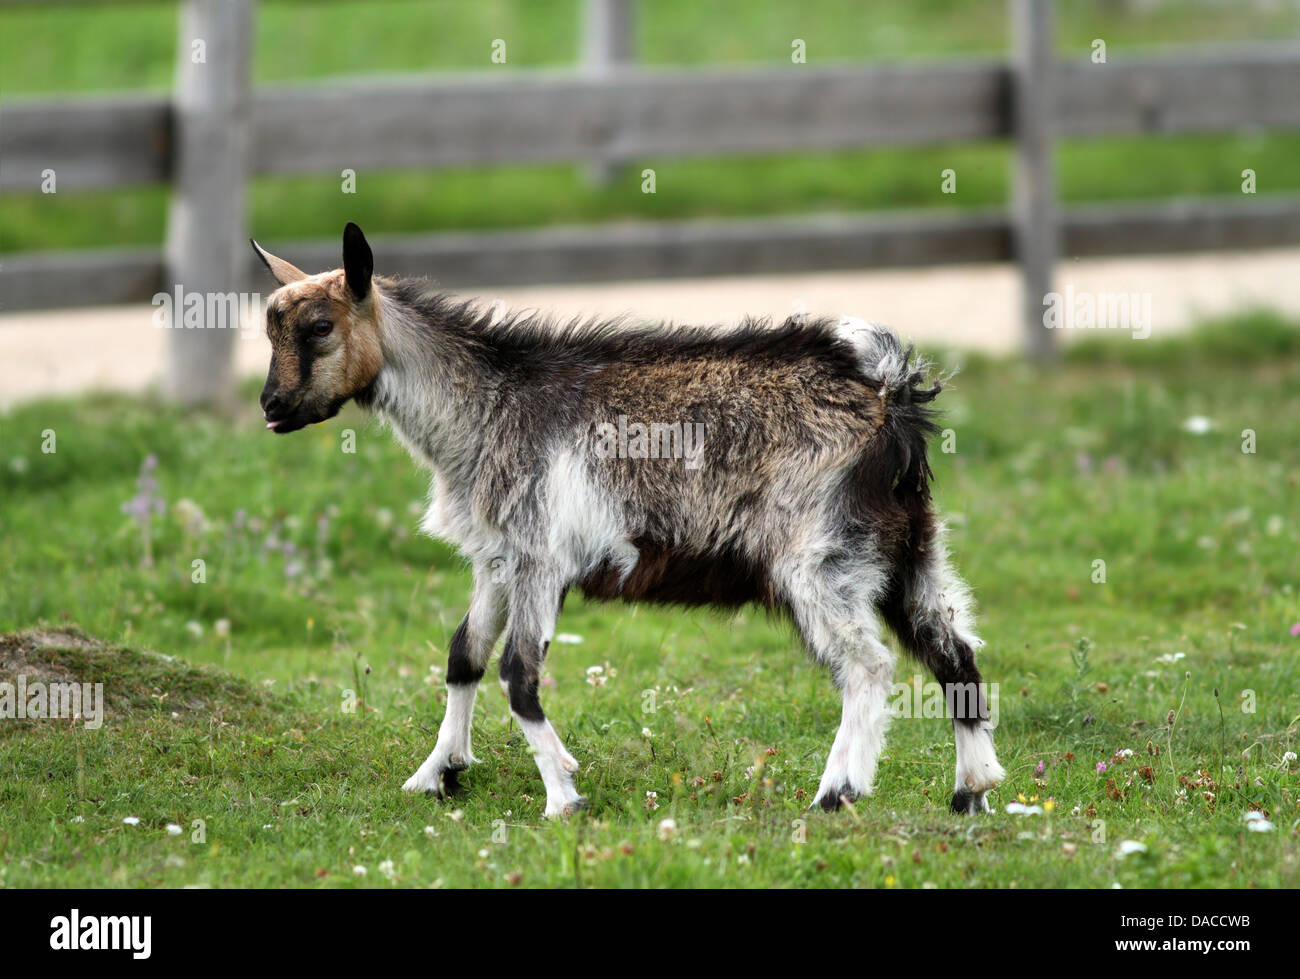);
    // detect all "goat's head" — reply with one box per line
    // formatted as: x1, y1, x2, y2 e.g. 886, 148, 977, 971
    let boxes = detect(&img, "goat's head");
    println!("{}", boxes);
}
251, 223, 383, 434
